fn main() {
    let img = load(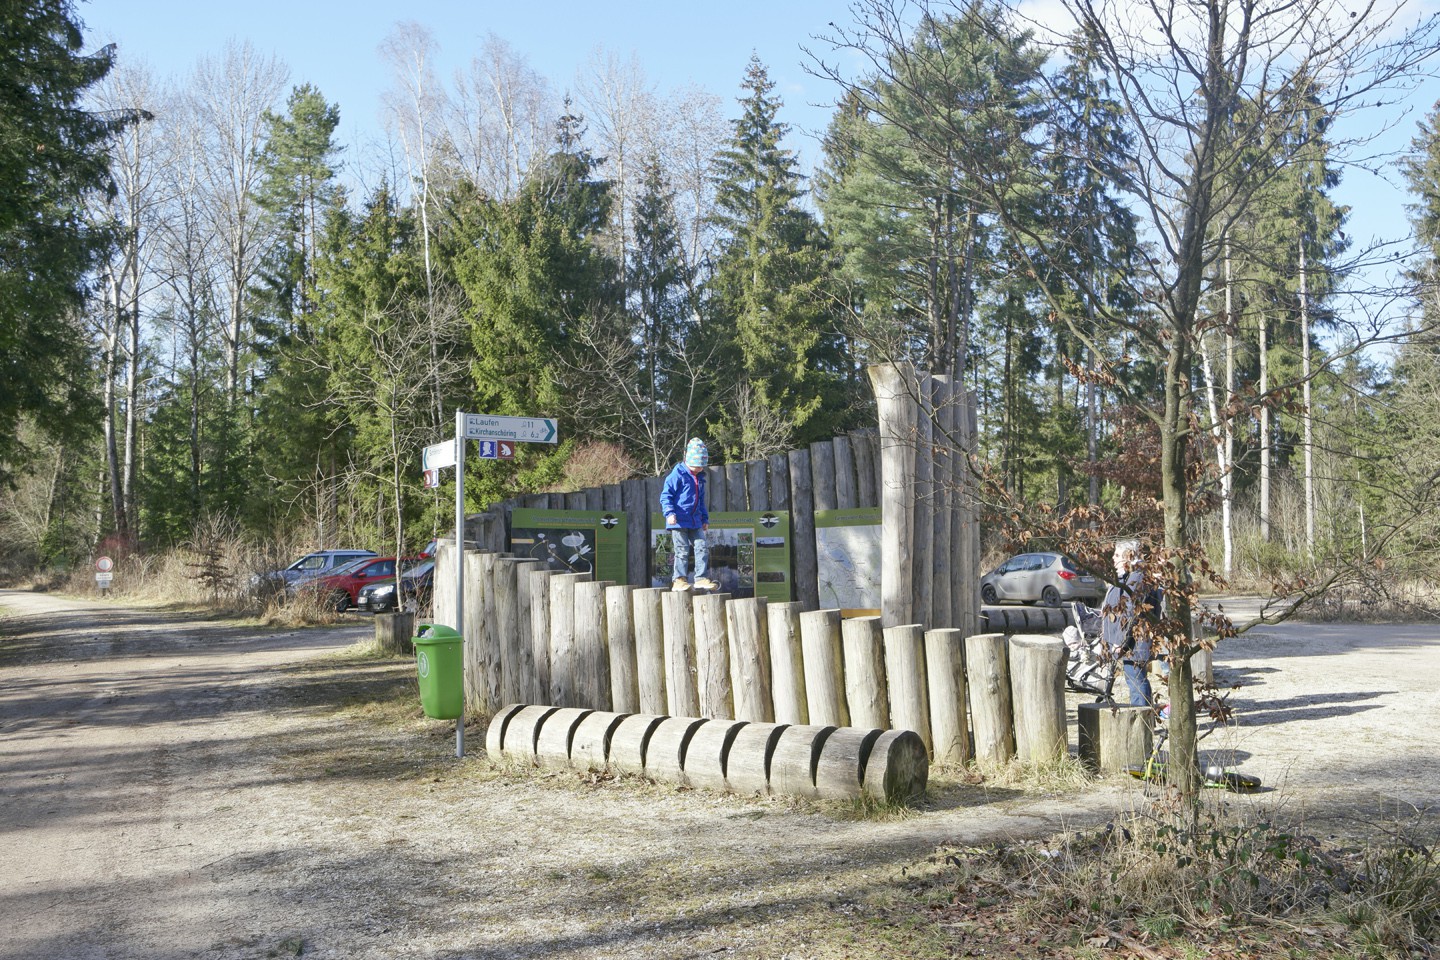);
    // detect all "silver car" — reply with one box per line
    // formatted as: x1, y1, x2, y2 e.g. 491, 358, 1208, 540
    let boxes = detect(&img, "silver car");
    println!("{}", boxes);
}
979, 552, 1103, 607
